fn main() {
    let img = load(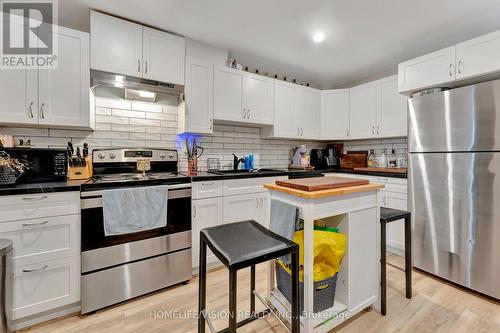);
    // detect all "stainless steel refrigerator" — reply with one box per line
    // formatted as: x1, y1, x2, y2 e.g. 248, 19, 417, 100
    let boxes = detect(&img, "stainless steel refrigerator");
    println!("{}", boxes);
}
408, 79, 500, 299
